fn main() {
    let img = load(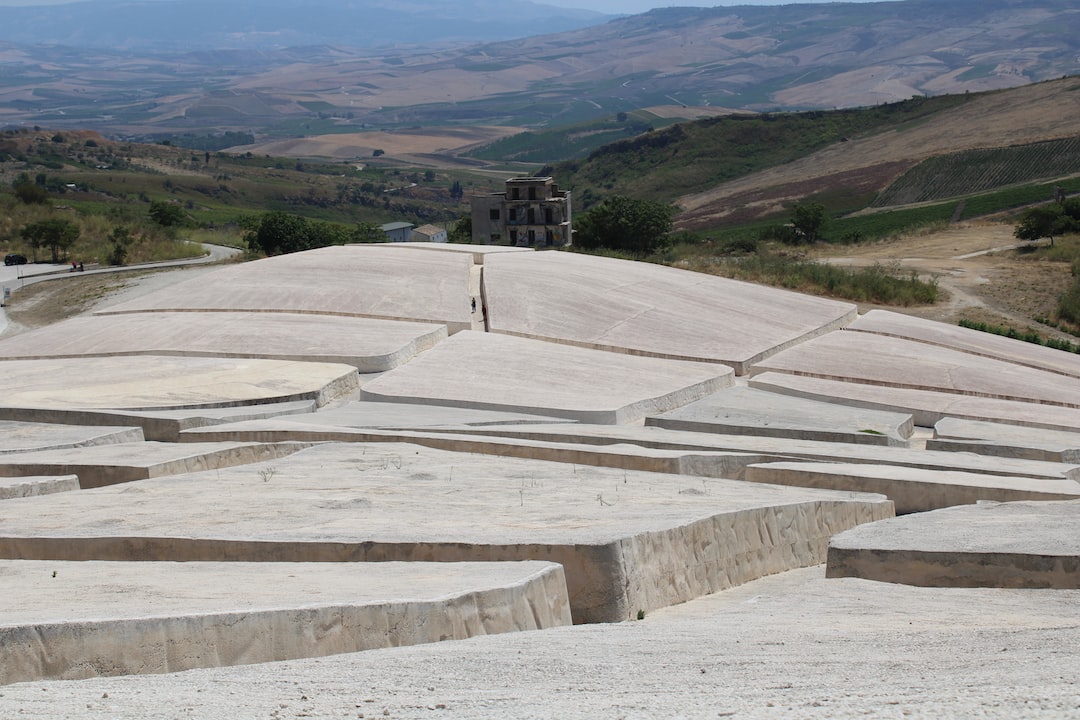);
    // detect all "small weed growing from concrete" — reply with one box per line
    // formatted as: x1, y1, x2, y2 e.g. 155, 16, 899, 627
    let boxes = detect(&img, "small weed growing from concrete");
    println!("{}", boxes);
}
258, 466, 277, 482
